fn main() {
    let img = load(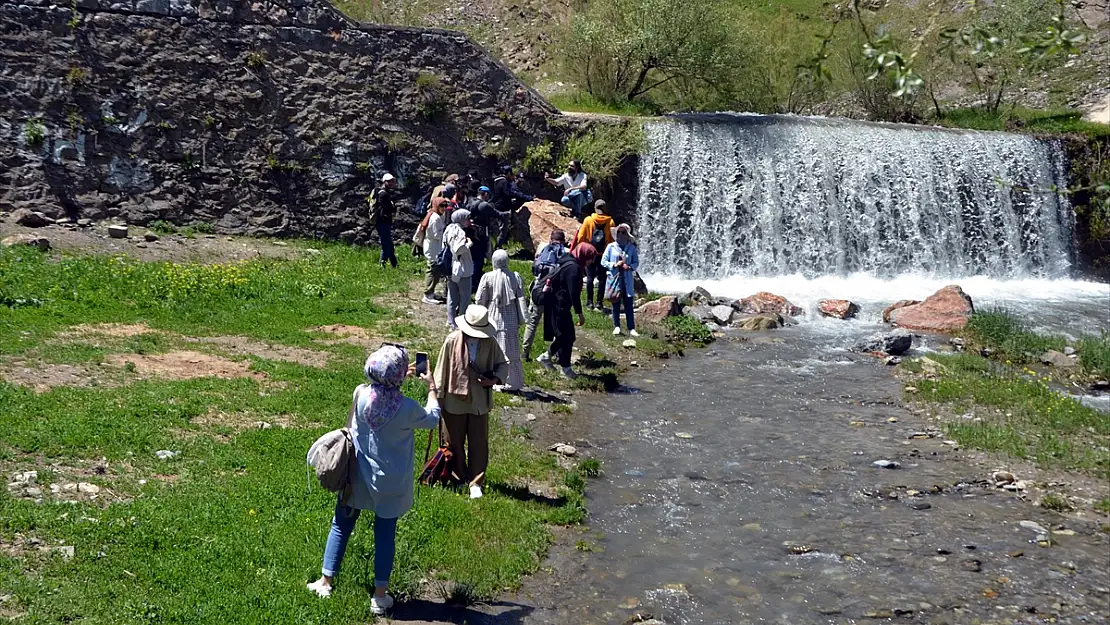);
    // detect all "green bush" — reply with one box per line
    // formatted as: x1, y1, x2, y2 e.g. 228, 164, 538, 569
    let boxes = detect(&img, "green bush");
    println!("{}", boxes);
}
148, 220, 178, 234
522, 141, 554, 174
558, 121, 645, 188
664, 314, 713, 346
24, 118, 45, 146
